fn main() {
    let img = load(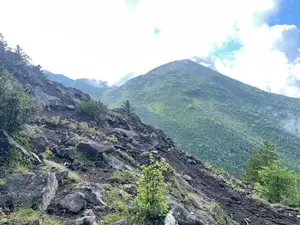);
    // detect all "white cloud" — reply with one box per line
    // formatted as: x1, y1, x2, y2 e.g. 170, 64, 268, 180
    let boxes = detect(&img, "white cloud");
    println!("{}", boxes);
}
1, 0, 300, 93
215, 24, 300, 97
